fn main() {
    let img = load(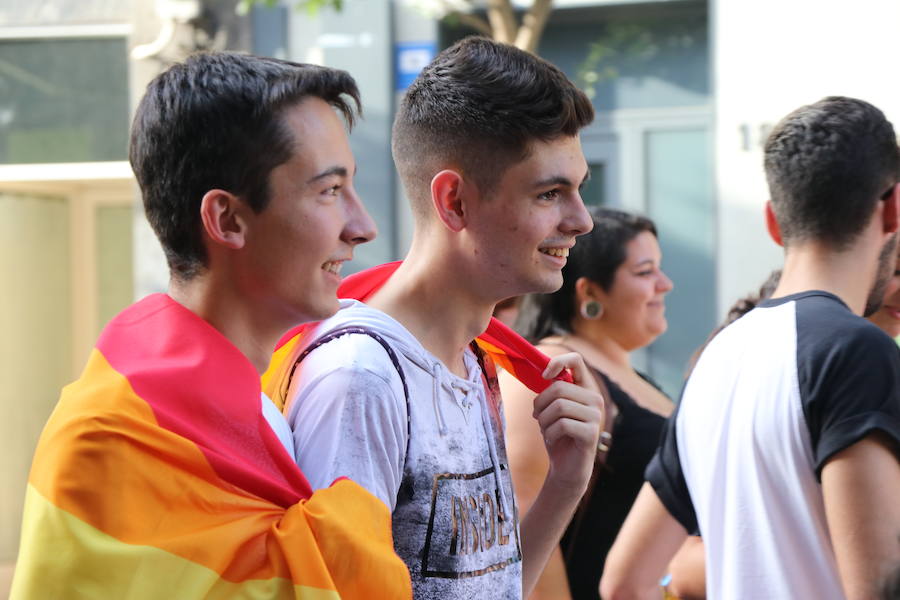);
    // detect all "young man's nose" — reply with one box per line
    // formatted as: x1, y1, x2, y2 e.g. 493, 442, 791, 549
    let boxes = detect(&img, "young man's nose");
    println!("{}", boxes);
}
342, 190, 377, 245
563, 193, 594, 237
